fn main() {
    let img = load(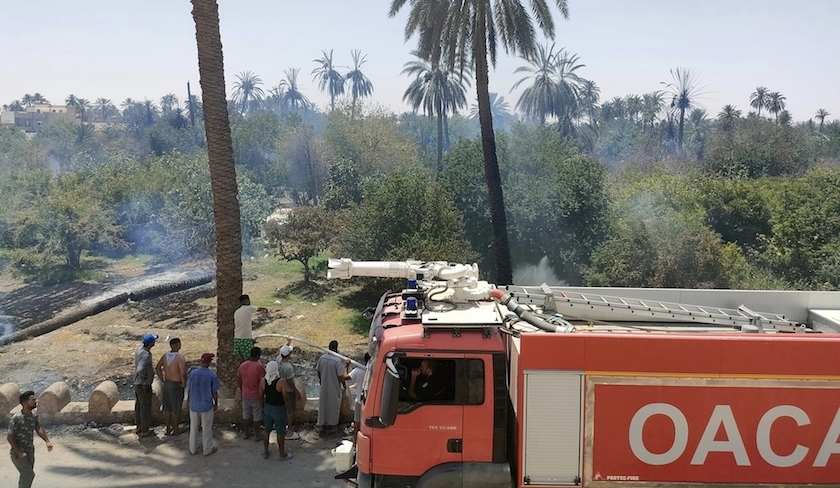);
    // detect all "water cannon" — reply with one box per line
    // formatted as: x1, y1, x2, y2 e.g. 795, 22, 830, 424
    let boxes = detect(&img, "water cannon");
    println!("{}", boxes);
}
327, 259, 424, 280
328, 258, 493, 303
